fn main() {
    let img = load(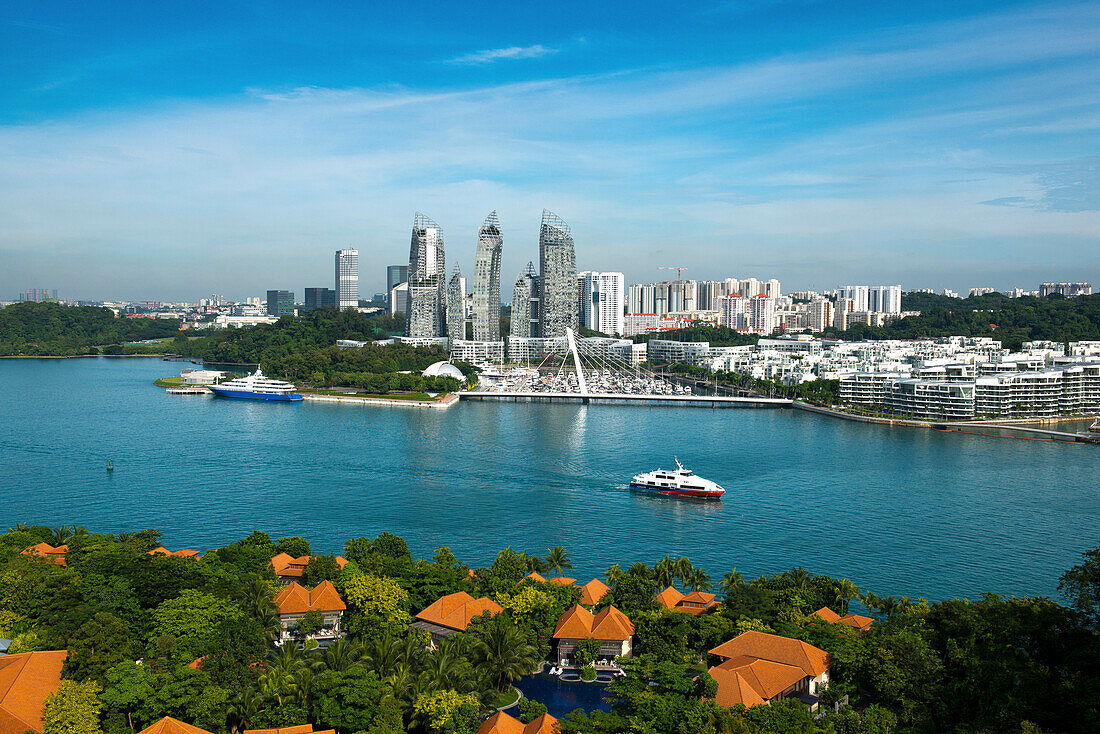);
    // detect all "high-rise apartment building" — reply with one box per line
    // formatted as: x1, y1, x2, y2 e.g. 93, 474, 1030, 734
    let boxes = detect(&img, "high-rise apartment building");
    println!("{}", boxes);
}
446, 265, 466, 340
838, 285, 870, 313
868, 285, 902, 314
809, 299, 834, 333
538, 210, 577, 338
1040, 282, 1092, 297
472, 212, 503, 342
389, 282, 408, 316
579, 271, 625, 336
748, 295, 776, 334
304, 287, 336, 310
406, 213, 446, 338
335, 249, 359, 310
17, 288, 58, 303
266, 290, 294, 316
834, 298, 854, 331
718, 295, 746, 329
510, 263, 539, 339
